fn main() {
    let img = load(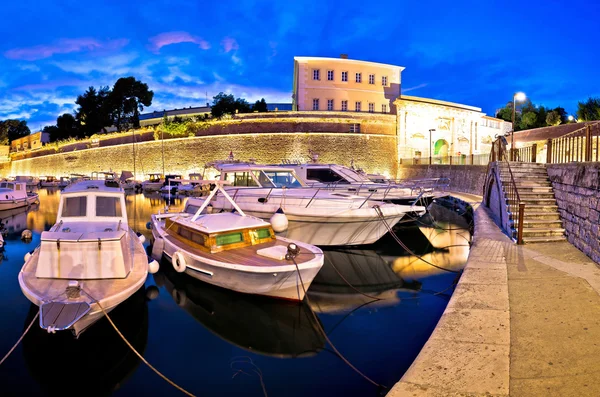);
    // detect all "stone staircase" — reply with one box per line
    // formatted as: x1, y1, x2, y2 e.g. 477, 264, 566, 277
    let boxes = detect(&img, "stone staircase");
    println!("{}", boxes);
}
498, 162, 566, 244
